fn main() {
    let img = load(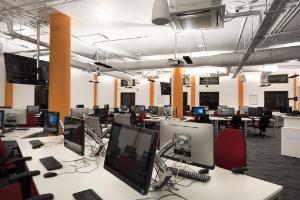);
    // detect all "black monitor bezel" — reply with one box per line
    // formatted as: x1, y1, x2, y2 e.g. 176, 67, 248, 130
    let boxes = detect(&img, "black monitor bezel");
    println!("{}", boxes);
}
104, 122, 158, 195
64, 117, 85, 156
